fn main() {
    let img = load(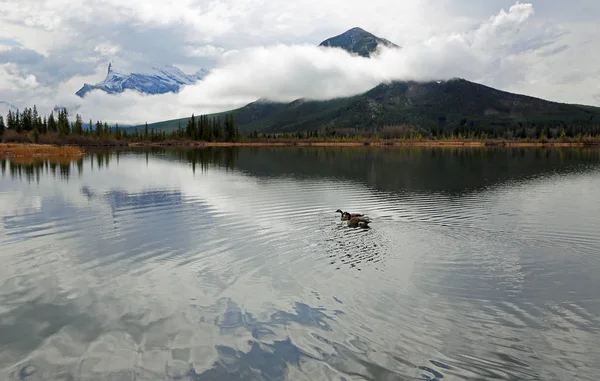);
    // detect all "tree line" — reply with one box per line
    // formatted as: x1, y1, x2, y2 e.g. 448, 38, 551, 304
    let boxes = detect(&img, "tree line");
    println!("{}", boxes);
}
2, 104, 600, 144
0, 106, 124, 141
180, 113, 239, 142
0, 106, 240, 144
